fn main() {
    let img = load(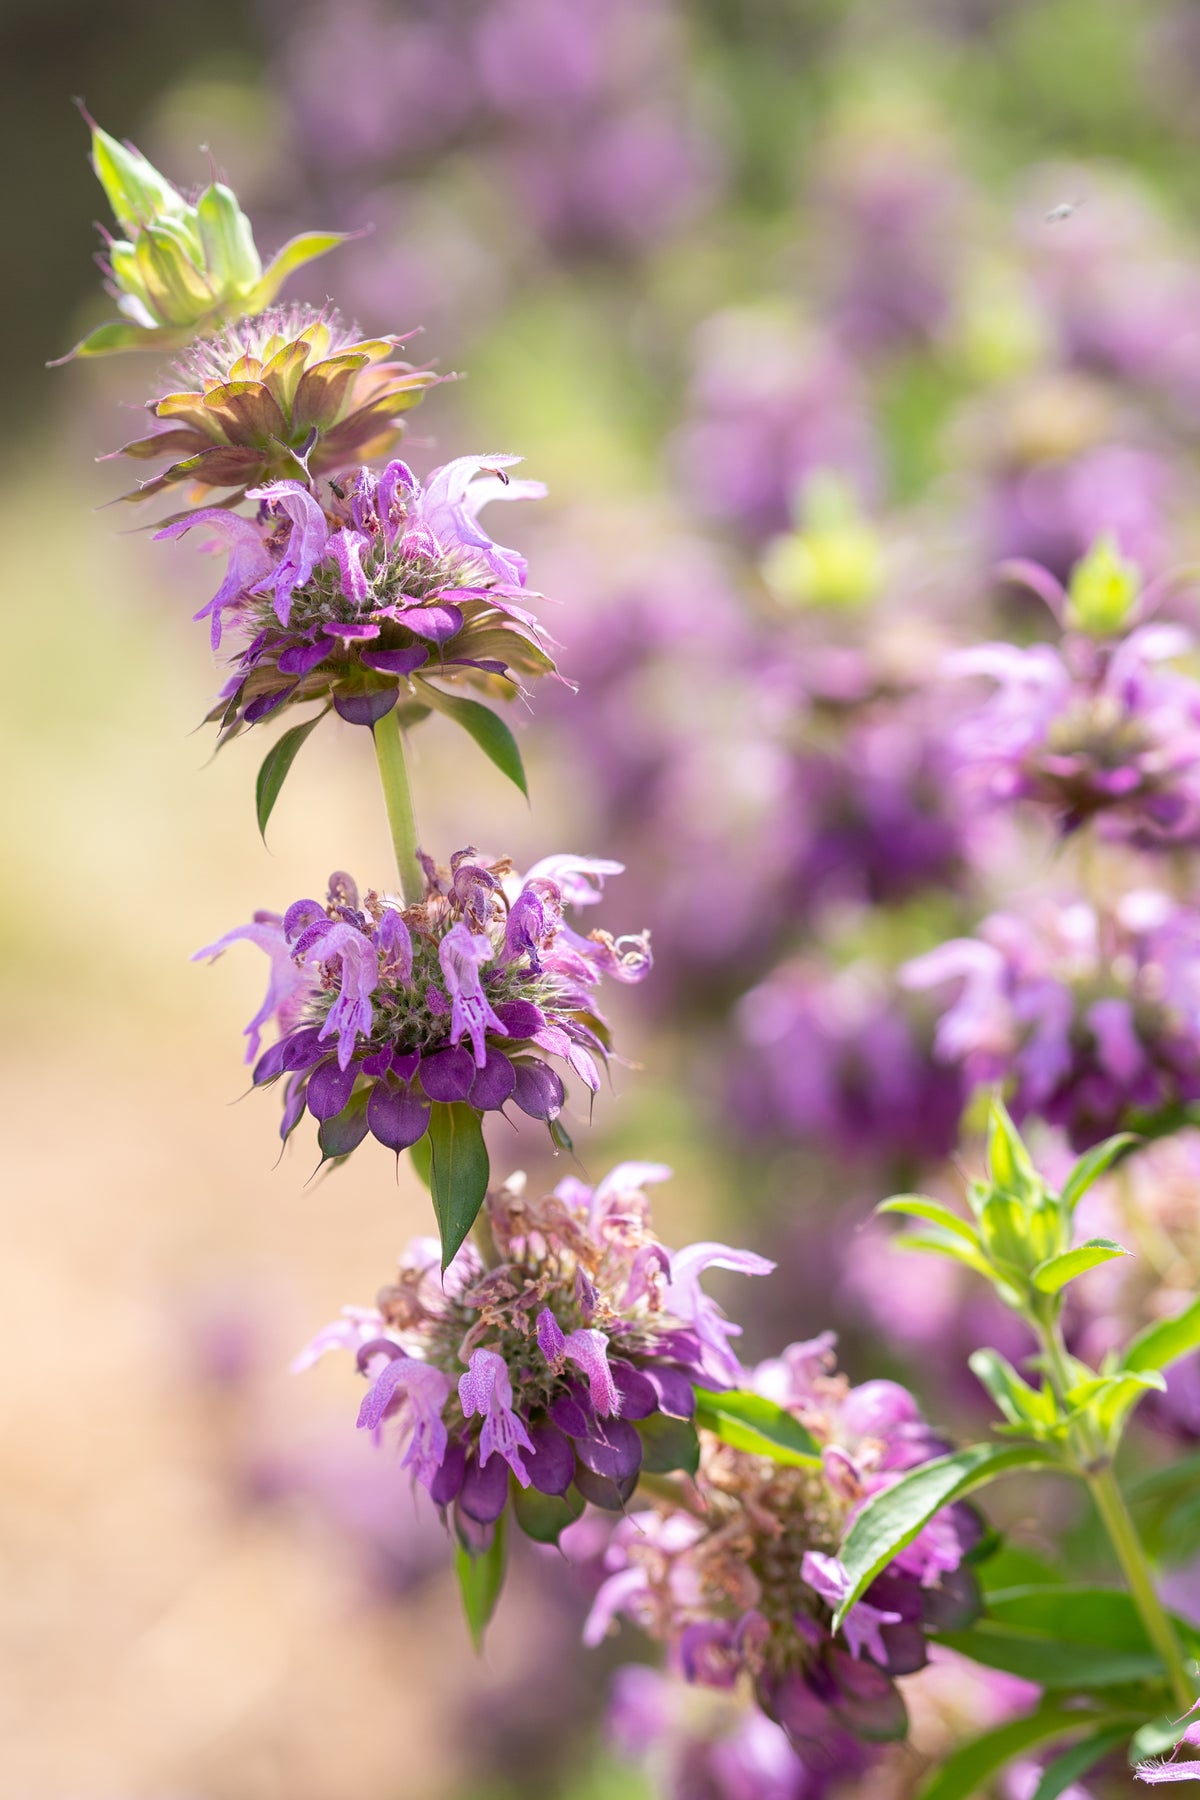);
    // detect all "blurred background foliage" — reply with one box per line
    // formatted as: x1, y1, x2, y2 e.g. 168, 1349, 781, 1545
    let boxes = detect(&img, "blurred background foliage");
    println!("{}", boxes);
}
10, 0, 1200, 1795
